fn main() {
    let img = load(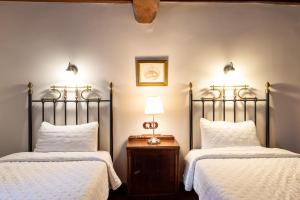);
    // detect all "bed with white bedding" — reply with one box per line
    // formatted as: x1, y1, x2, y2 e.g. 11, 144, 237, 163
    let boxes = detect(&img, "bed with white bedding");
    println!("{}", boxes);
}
186, 82, 300, 199
184, 146, 300, 200
0, 151, 121, 200
0, 82, 121, 200
184, 117, 300, 199
0, 121, 121, 200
